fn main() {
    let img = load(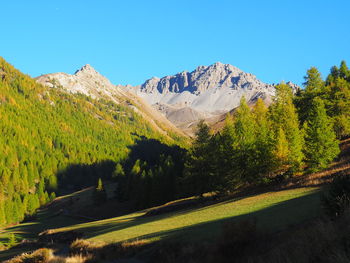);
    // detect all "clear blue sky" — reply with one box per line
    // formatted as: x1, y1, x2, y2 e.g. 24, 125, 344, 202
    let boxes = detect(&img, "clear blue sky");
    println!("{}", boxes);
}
1, 0, 349, 86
